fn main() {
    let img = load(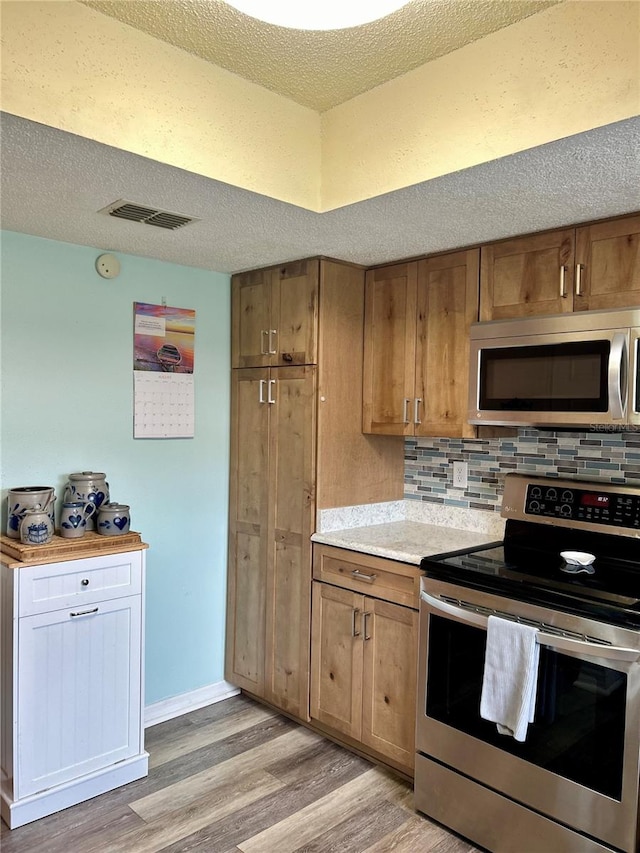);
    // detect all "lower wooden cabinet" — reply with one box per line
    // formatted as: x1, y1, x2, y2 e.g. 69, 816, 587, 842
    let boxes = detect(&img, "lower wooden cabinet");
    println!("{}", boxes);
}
310, 546, 419, 774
